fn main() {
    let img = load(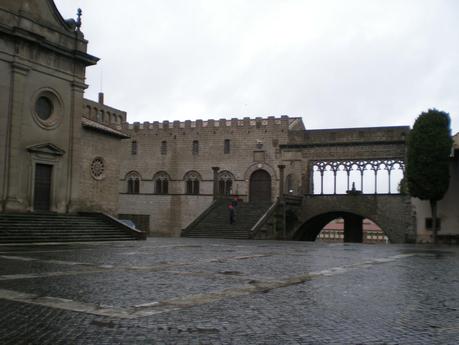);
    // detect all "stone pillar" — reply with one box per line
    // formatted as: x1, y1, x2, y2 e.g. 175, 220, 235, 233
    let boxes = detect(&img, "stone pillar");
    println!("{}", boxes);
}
278, 165, 286, 200
212, 167, 219, 200
67, 81, 88, 213
3, 62, 30, 212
